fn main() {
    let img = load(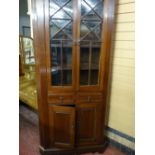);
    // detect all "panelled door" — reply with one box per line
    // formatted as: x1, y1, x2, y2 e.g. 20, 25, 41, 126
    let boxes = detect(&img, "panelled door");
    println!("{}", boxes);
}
48, 105, 75, 148
76, 103, 102, 146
